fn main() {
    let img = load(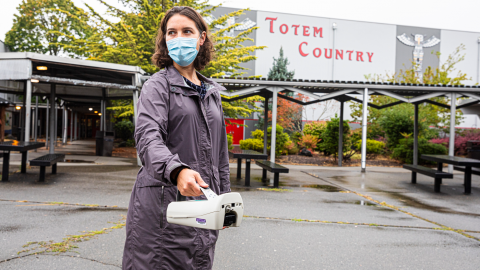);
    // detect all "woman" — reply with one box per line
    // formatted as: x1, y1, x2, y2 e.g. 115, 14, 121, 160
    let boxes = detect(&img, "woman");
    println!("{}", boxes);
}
122, 6, 231, 270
